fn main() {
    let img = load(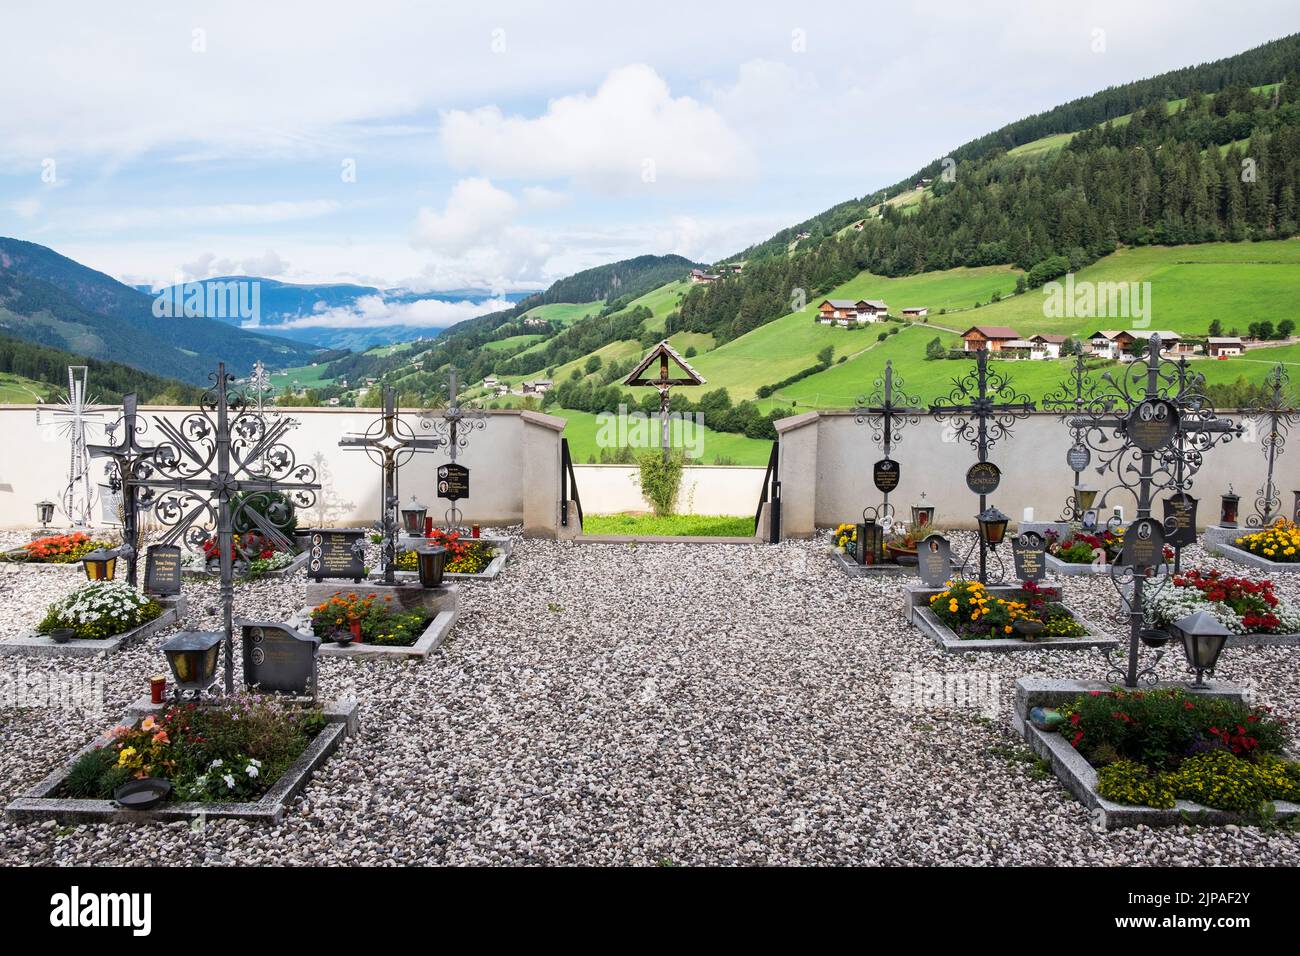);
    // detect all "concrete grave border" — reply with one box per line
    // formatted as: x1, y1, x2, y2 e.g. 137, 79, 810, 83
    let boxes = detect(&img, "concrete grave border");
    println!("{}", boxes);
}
903, 584, 1118, 654
0, 598, 185, 659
